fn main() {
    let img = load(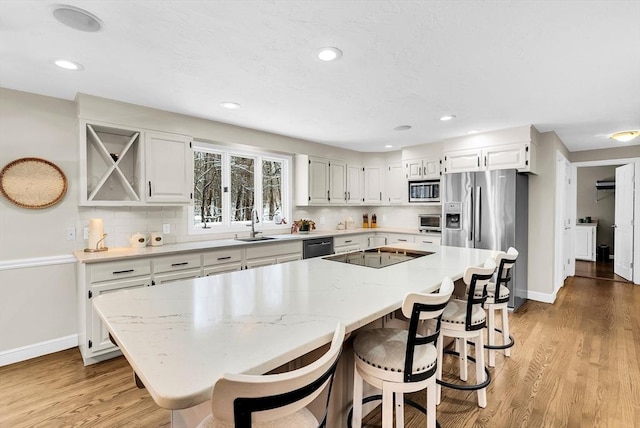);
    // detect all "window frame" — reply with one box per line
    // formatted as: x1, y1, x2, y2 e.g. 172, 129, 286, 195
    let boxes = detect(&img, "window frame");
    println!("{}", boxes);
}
188, 141, 292, 236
